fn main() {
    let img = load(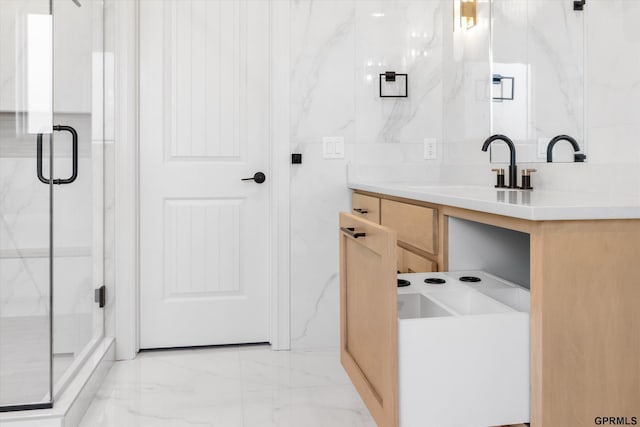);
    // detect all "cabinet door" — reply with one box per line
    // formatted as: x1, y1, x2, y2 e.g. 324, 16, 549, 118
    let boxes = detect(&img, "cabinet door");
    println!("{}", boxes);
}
339, 213, 398, 427
397, 246, 437, 273
352, 193, 380, 224
381, 199, 437, 255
